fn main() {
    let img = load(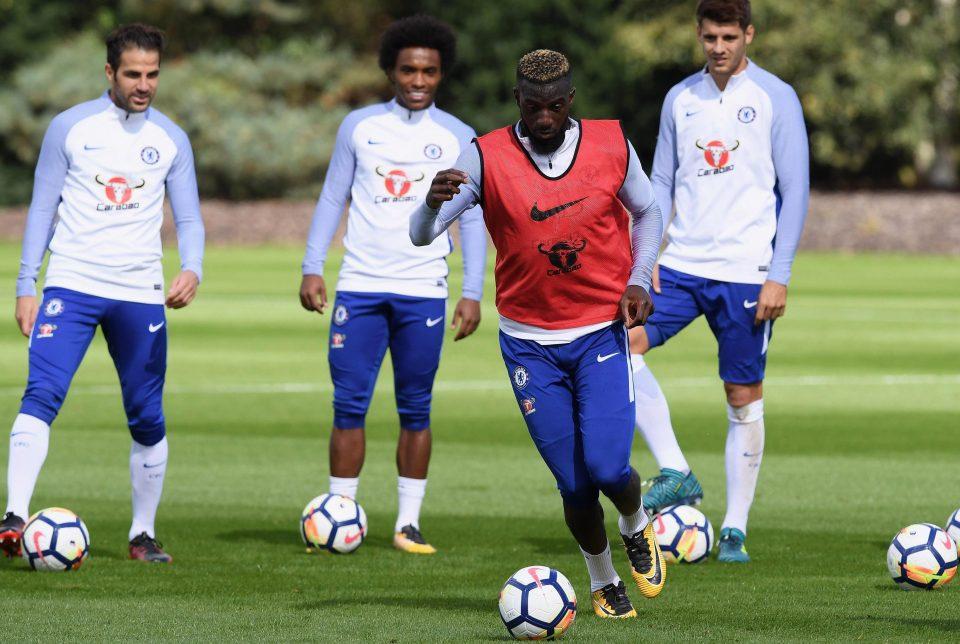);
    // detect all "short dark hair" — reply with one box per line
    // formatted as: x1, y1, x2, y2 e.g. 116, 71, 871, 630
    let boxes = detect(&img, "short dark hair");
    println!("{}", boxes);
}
516, 49, 572, 85
106, 23, 166, 71
696, 0, 752, 30
378, 14, 457, 73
